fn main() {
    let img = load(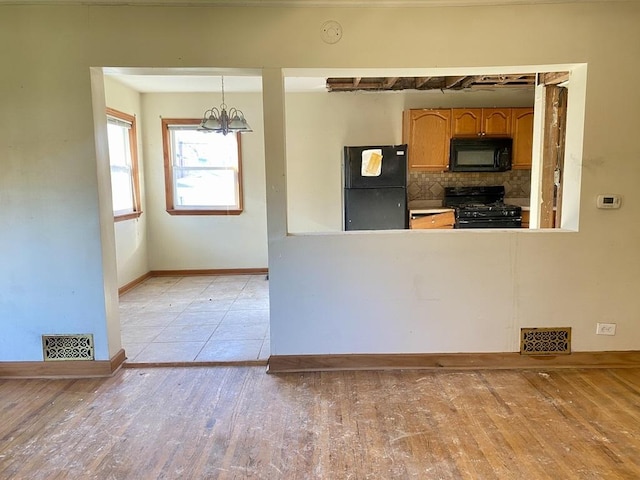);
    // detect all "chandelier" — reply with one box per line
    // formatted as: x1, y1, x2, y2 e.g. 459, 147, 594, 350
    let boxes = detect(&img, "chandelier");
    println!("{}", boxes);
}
198, 76, 252, 135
